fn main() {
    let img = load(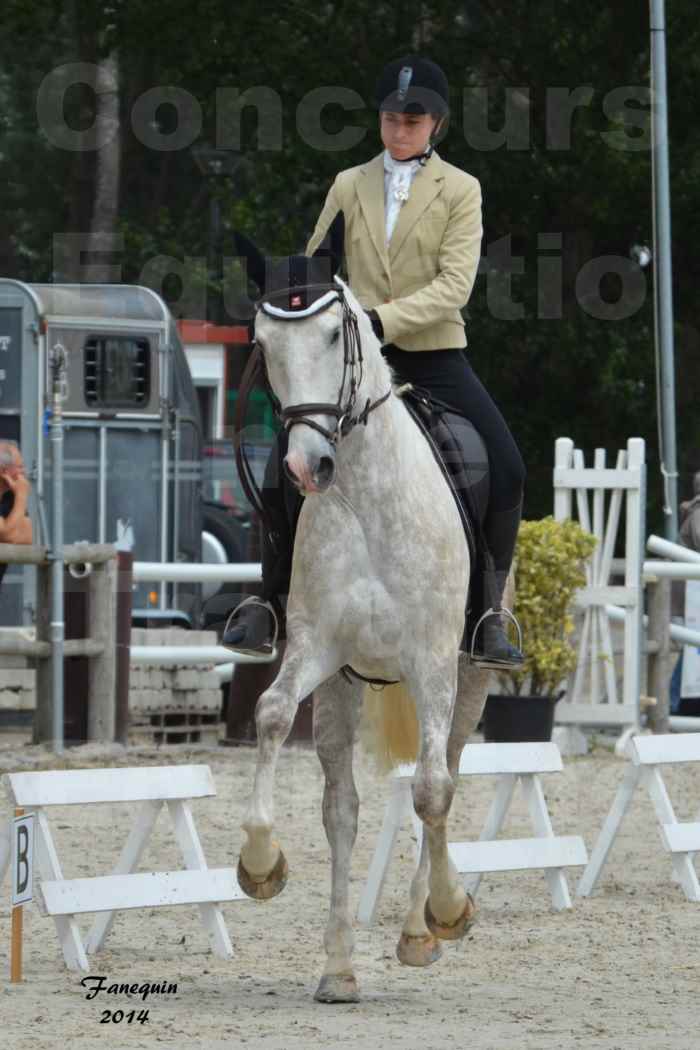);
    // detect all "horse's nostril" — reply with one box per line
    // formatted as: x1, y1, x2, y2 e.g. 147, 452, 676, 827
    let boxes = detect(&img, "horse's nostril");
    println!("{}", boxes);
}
316, 455, 335, 487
